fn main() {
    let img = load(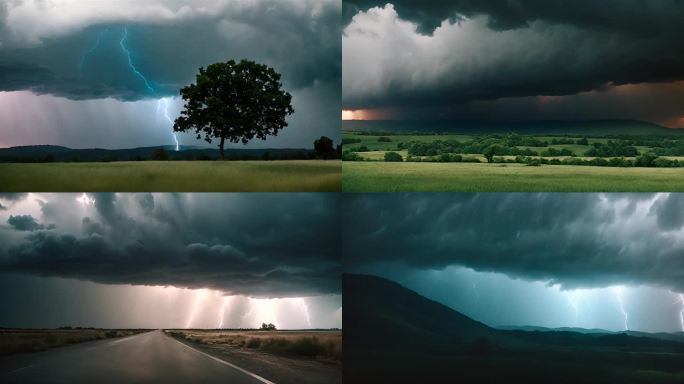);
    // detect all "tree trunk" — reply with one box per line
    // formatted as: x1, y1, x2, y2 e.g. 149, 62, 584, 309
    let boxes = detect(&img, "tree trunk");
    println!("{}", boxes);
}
219, 135, 225, 160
